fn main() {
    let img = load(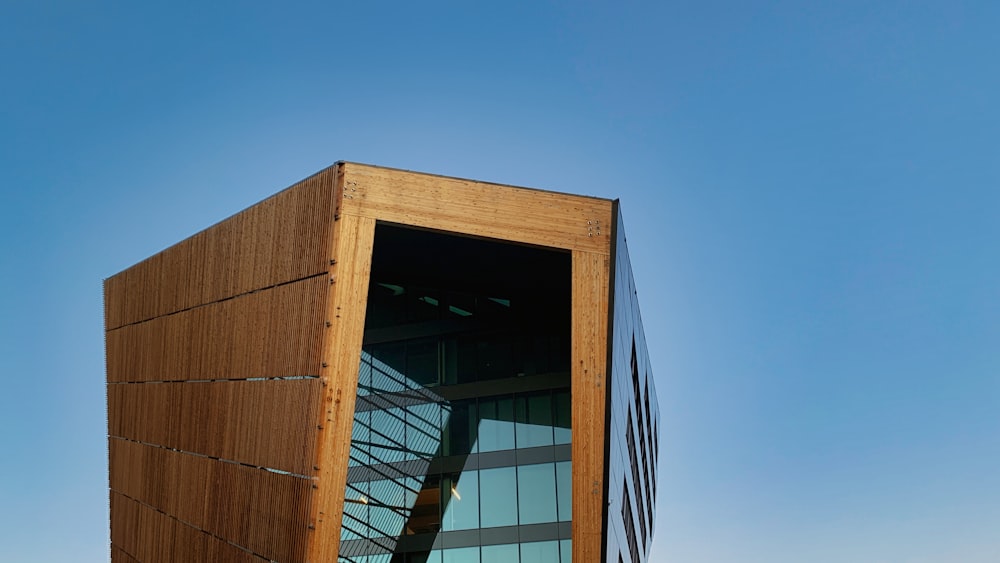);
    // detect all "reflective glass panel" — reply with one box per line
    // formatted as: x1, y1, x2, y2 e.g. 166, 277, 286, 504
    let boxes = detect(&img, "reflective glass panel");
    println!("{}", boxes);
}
520, 541, 559, 563
517, 463, 557, 525
560, 539, 572, 563
515, 392, 554, 448
442, 471, 479, 531
477, 397, 515, 452
479, 467, 518, 528
482, 544, 519, 563
556, 461, 572, 522
443, 546, 481, 563
554, 389, 572, 445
